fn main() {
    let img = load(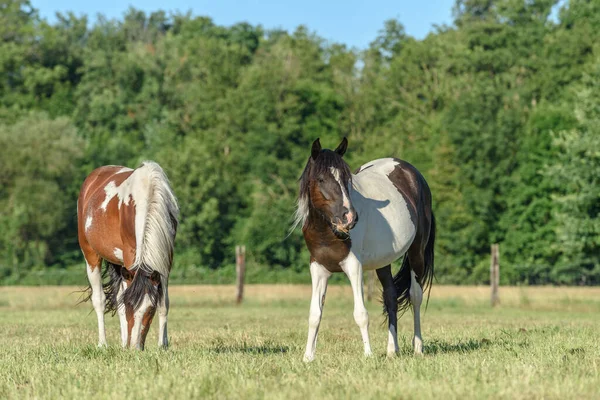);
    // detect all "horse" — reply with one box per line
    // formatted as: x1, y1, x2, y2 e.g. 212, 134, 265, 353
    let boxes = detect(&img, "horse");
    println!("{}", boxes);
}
77, 161, 179, 350
293, 137, 435, 362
